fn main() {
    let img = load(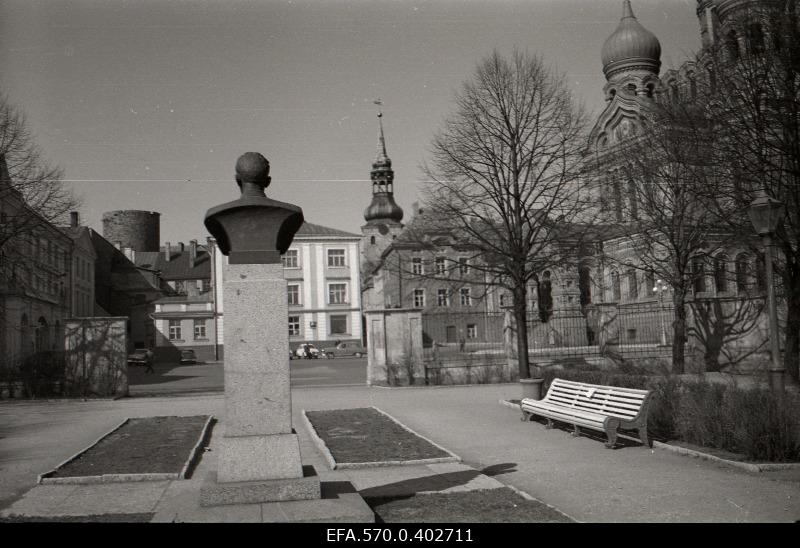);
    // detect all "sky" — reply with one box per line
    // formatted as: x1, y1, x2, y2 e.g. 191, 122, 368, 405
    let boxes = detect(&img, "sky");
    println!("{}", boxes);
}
0, 0, 700, 246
